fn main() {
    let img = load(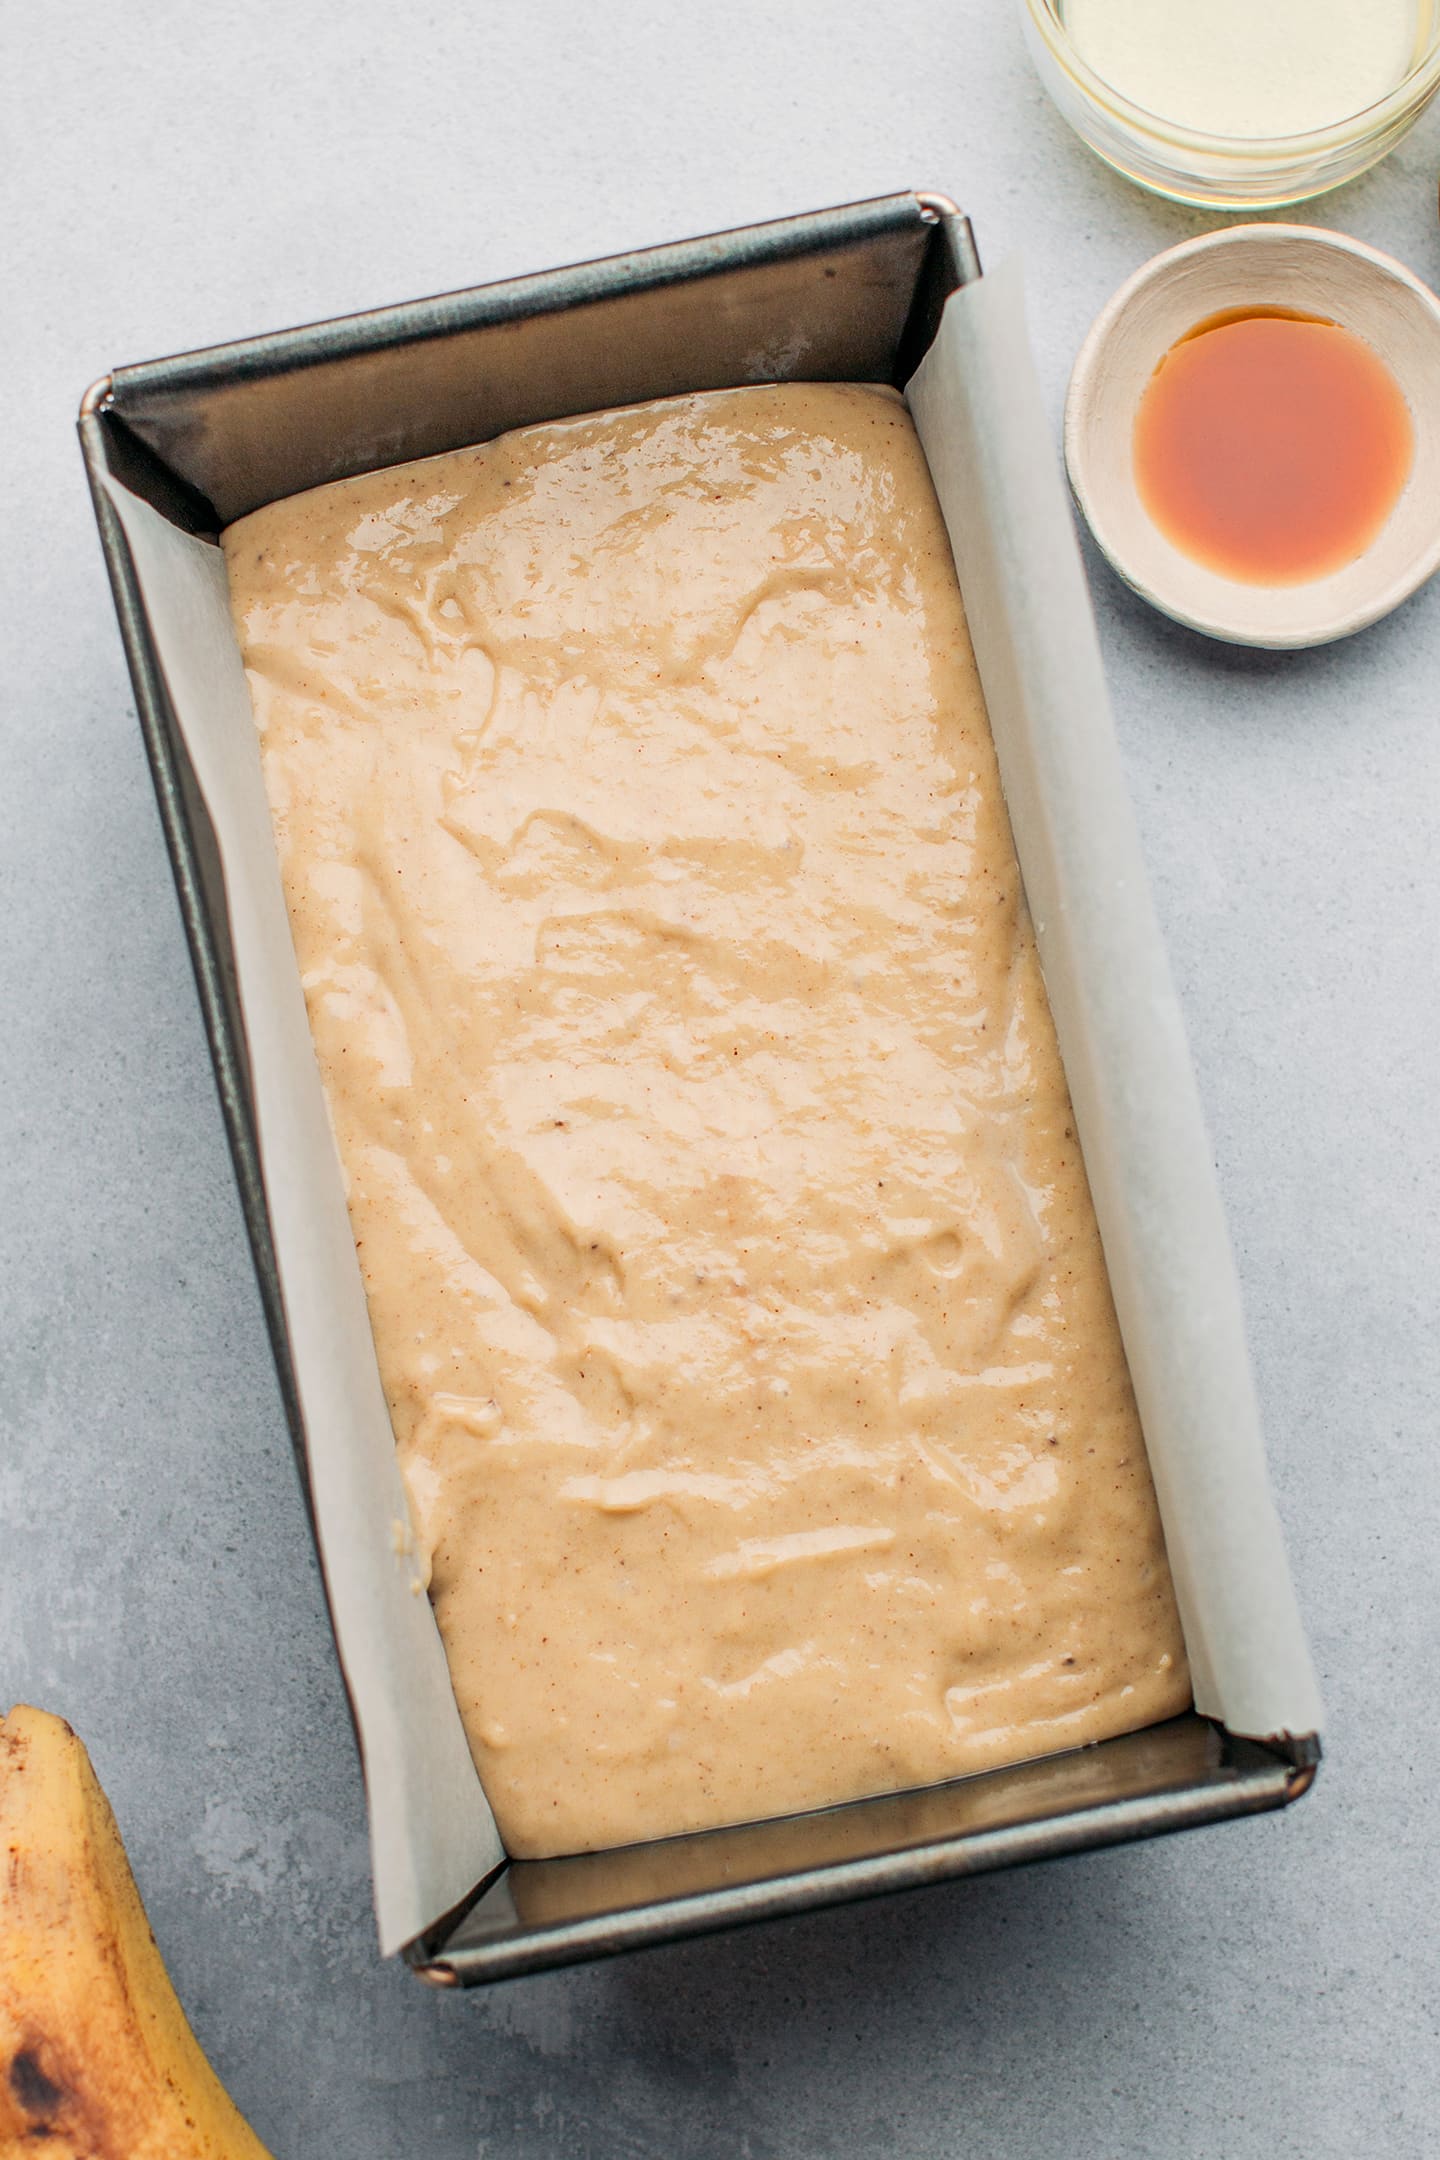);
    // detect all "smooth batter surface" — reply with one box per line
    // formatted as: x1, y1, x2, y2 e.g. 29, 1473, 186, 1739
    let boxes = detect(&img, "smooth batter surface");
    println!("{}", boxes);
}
223, 385, 1190, 1857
